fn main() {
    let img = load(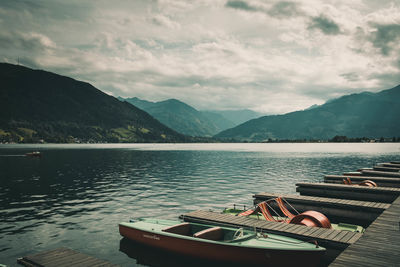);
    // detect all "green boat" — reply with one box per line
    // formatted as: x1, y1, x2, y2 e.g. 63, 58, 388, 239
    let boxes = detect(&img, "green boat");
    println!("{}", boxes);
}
119, 218, 325, 266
